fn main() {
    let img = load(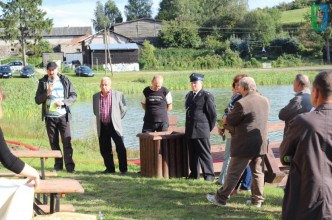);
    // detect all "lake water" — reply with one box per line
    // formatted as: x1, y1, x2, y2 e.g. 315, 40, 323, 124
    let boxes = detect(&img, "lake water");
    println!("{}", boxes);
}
70, 85, 295, 150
